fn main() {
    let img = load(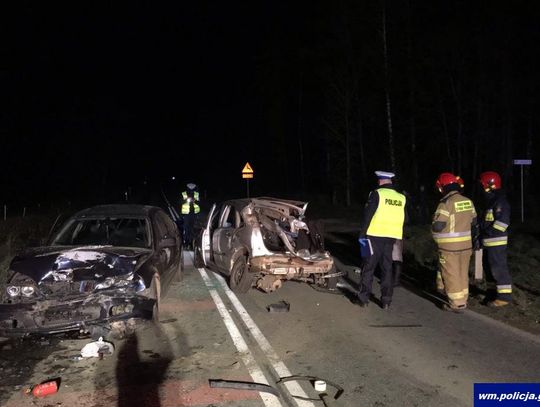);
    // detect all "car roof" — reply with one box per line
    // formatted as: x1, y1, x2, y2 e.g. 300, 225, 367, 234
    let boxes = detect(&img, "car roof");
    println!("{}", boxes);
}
73, 204, 159, 218
222, 197, 307, 212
